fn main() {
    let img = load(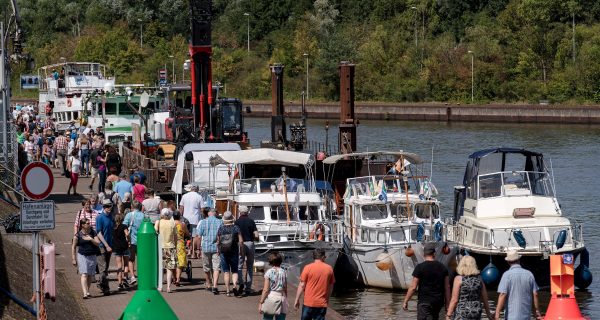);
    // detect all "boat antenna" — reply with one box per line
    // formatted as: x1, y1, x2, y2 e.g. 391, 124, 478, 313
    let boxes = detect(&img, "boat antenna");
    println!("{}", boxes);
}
366, 147, 371, 177
430, 145, 434, 180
